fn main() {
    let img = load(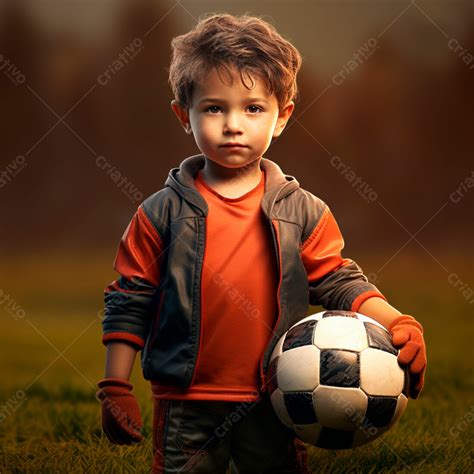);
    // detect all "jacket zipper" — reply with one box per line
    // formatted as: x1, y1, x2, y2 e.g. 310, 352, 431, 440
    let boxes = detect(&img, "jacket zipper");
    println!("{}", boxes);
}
259, 218, 282, 394
188, 216, 206, 388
